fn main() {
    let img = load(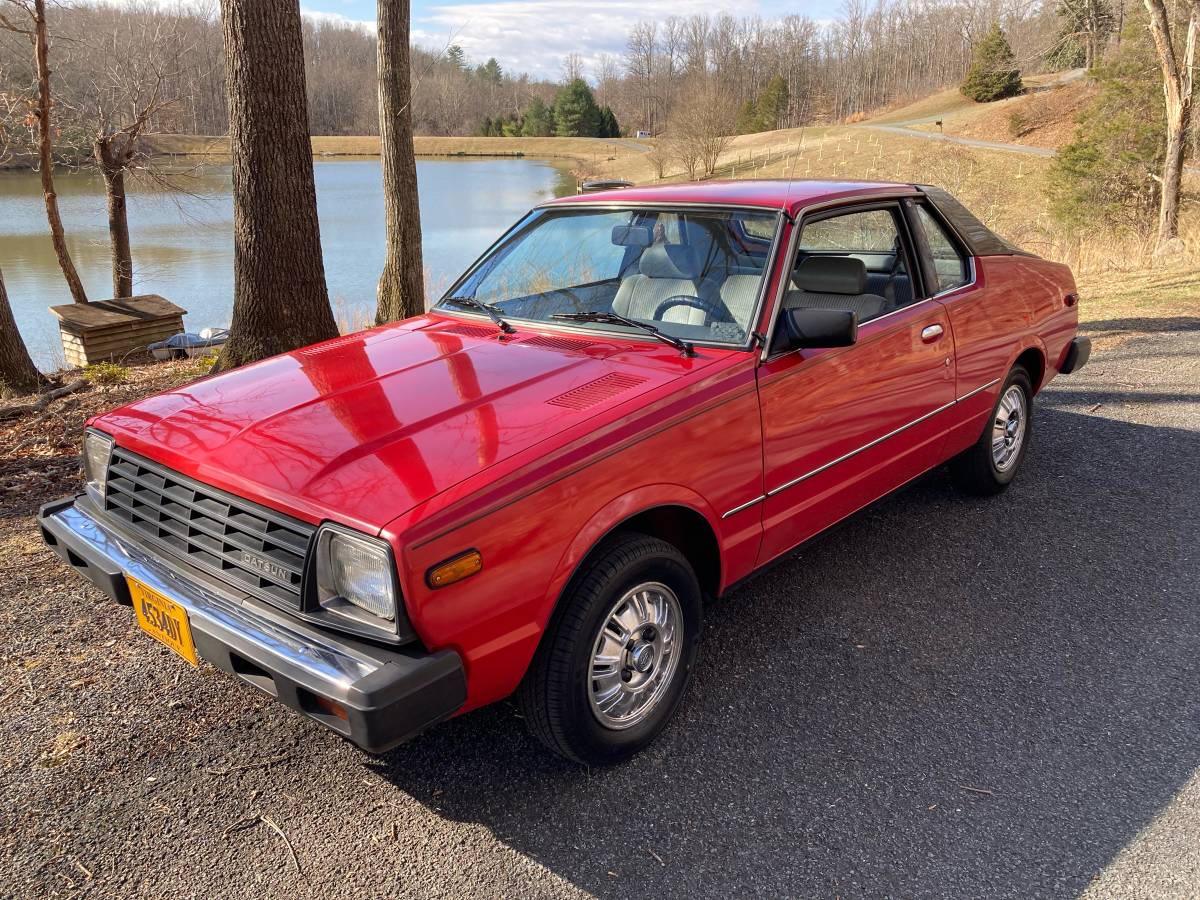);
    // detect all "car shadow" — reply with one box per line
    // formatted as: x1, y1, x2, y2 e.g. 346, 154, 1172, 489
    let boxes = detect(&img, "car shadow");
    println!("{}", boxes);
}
365, 406, 1199, 897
